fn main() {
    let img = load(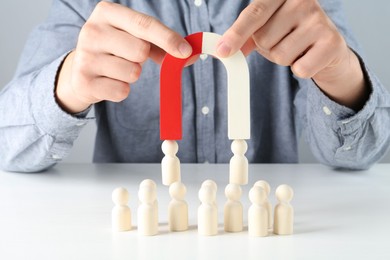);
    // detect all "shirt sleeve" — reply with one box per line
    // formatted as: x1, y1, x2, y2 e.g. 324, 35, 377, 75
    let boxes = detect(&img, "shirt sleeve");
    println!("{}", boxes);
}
0, 0, 98, 172
300, 1, 390, 169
